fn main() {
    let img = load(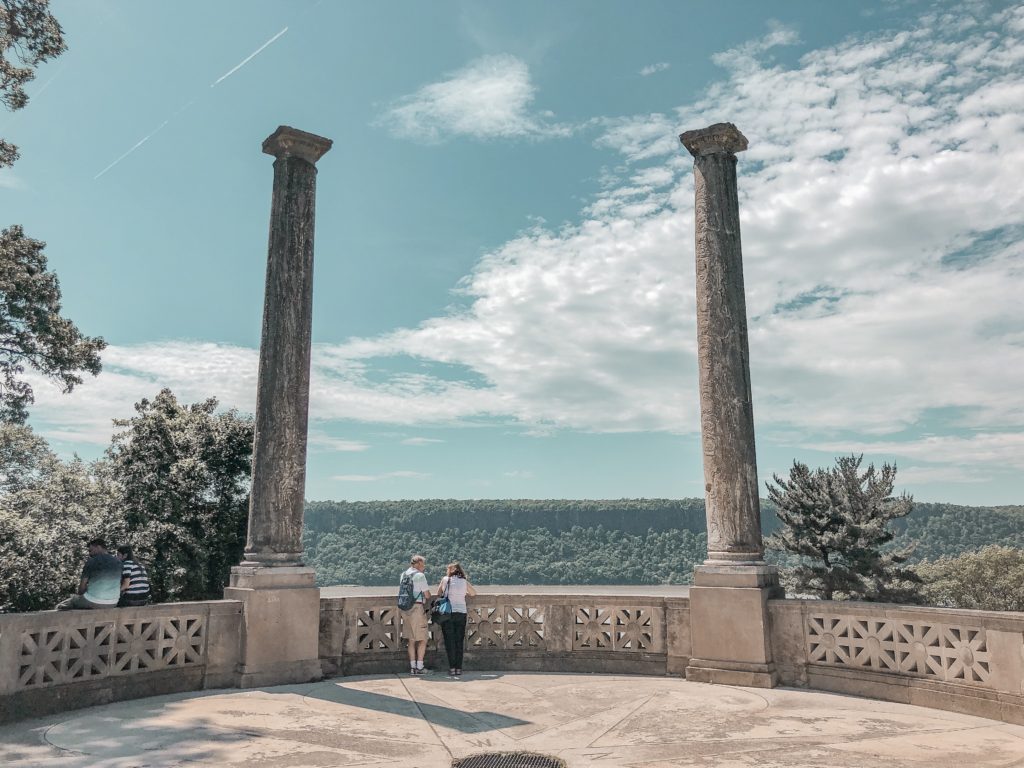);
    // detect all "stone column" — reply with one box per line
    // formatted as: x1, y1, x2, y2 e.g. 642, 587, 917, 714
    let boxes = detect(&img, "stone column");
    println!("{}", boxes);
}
680, 123, 781, 688
244, 125, 332, 566
225, 126, 332, 688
